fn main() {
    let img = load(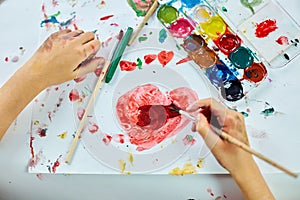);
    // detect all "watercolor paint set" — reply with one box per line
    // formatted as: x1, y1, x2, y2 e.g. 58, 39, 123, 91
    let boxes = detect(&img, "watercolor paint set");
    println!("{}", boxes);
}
157, 0, 300, 102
